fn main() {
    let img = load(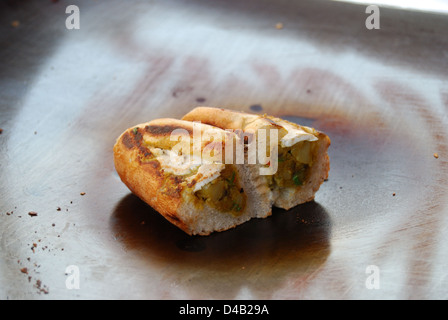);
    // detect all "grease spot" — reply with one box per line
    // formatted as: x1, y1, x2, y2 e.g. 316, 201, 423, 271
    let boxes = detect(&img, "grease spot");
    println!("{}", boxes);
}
250, 104, 263, 112
175, 238, 206, 252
